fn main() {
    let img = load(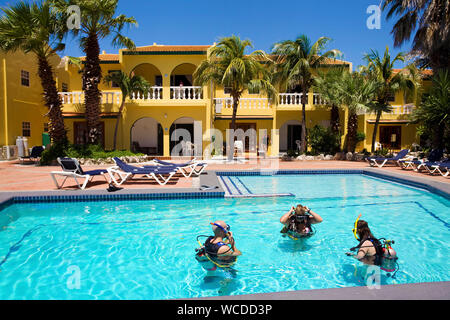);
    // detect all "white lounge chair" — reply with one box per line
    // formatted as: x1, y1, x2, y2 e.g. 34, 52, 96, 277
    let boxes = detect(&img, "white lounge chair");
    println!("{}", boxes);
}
50, 157, 109, 190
